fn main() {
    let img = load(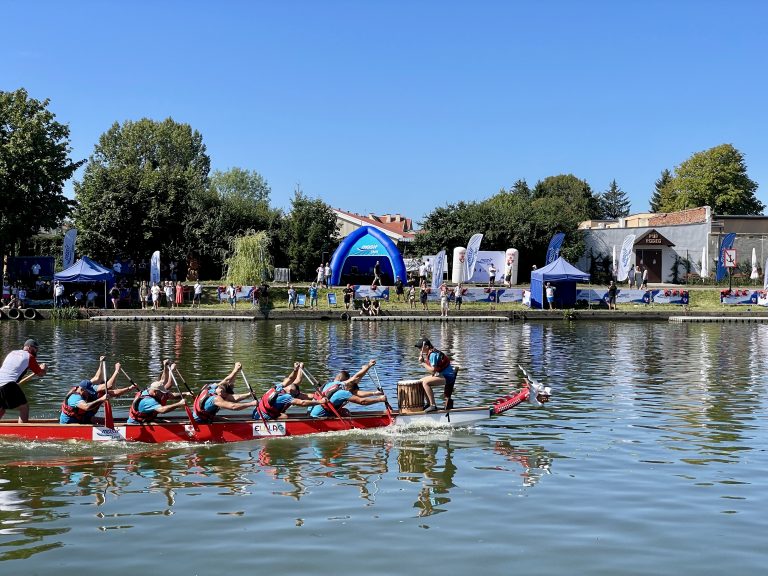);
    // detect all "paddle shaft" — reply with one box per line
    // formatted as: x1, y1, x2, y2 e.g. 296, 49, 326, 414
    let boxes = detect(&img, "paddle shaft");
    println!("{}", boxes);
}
102, 359, 114, 429
368, 366, 392, 421
119, 368, 144, 391
173, 367, 195, 395
169, 370, 197, 429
